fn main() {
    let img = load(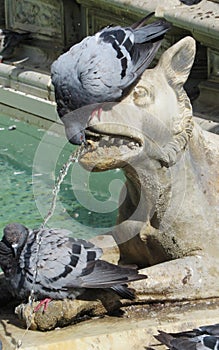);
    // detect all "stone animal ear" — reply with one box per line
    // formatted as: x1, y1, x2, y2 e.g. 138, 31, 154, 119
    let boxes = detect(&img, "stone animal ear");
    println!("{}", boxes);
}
155, 37, 196, 168
157, 36, 196, 86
